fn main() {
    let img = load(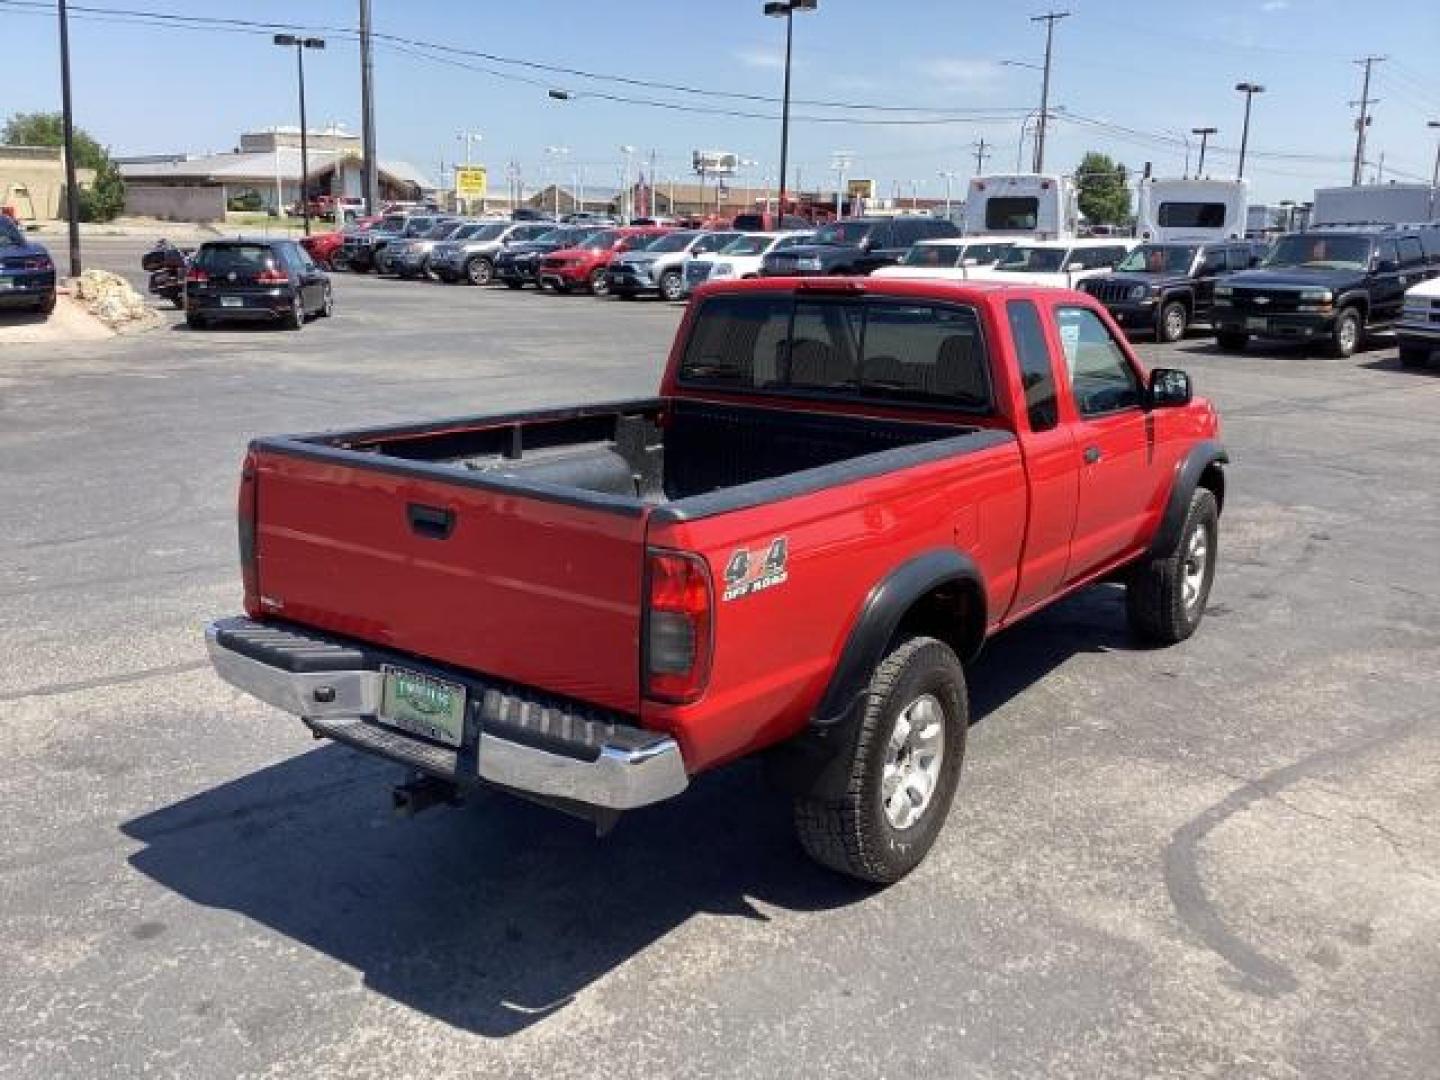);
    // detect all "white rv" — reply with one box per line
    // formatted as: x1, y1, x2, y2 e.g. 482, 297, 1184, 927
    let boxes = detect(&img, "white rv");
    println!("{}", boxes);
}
1311, 184, 1438, 227
1135, 178, 1248, 242
963, 174, 1078, 240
